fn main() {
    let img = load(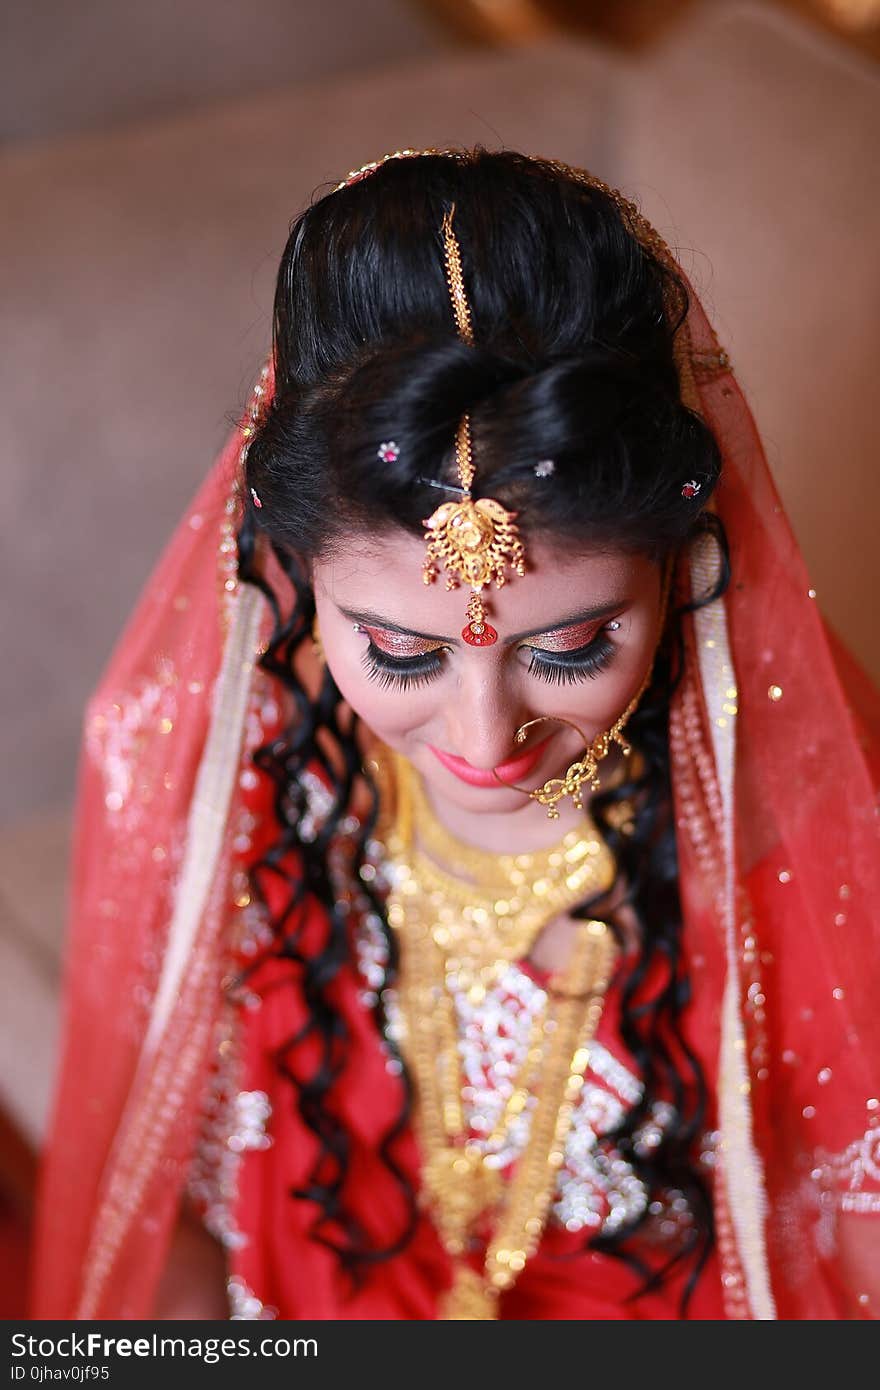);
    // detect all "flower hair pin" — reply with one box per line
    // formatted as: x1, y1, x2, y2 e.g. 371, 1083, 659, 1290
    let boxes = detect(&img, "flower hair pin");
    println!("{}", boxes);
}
534, 459, 555, 478
681, 479, 701, 499
250, 487, 263, 509
378, 441, 400, 464
420, 205, 526, 647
